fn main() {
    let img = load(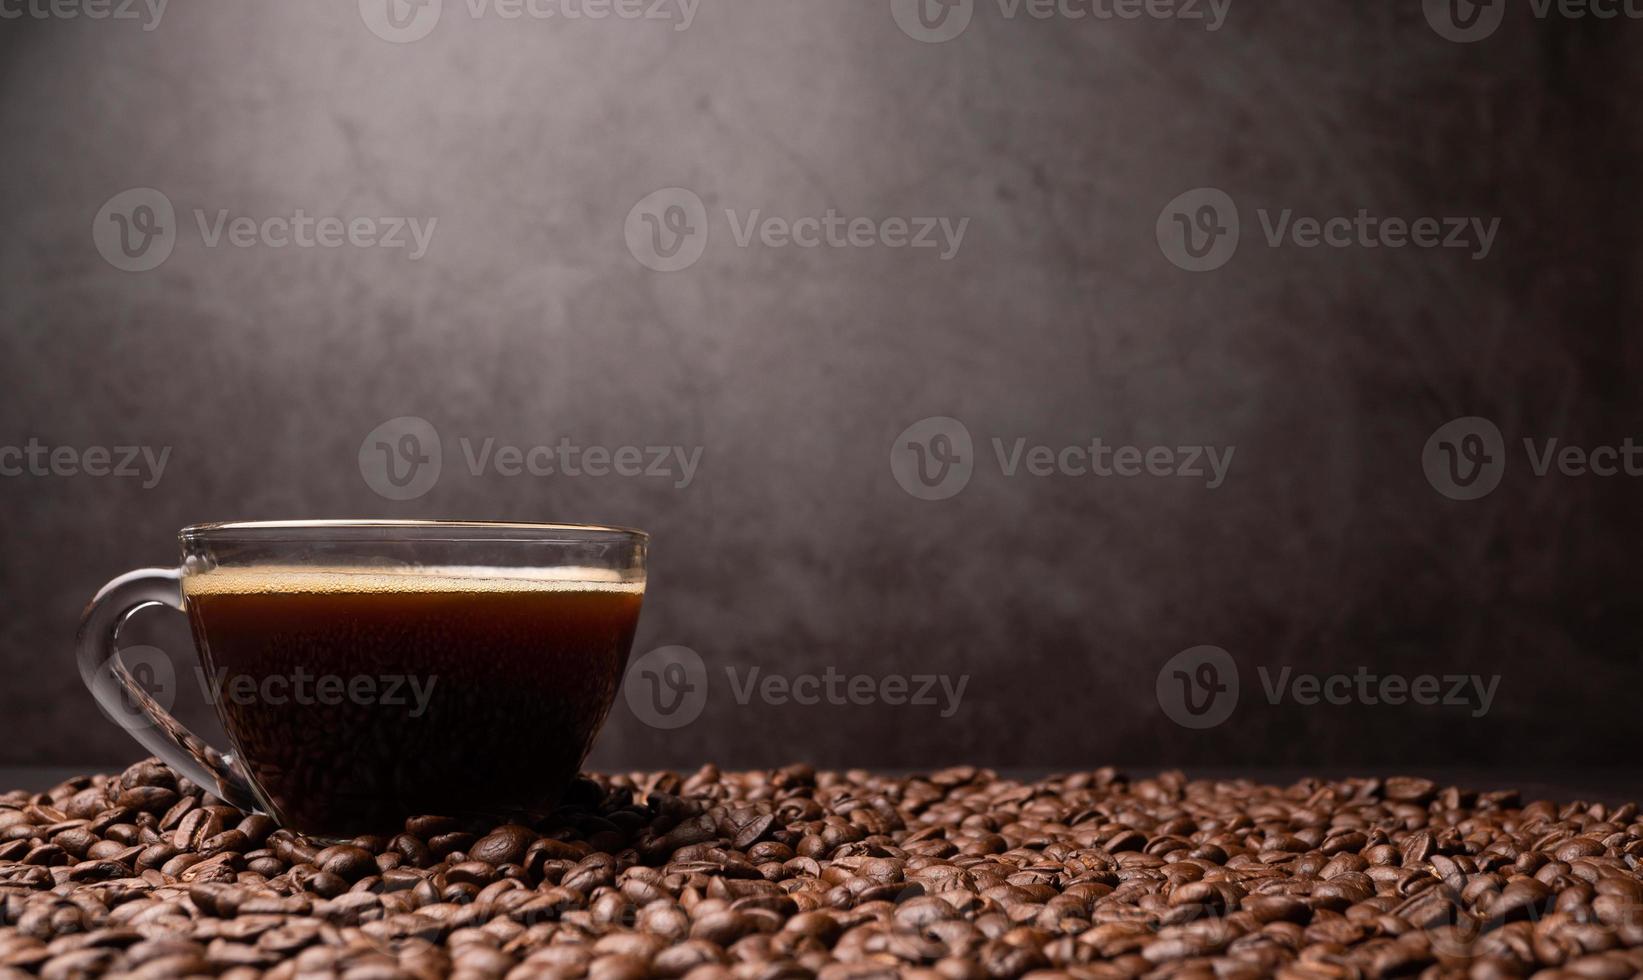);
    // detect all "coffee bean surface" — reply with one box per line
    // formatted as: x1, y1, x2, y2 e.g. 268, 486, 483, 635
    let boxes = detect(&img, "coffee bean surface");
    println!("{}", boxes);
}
2, 762, 1642, 978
